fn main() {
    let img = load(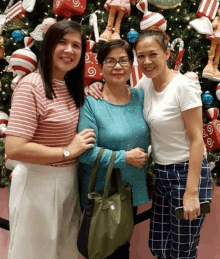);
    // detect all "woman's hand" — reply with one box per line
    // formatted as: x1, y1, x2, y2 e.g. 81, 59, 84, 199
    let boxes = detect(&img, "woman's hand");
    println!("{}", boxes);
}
85, 82, 104, 100
183, 191, 200, 221
125, 147, 148, 169
69, 129, 96, 158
